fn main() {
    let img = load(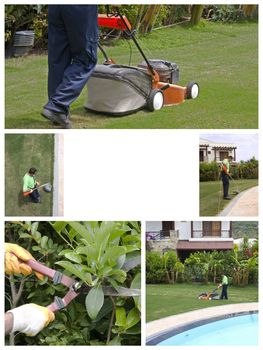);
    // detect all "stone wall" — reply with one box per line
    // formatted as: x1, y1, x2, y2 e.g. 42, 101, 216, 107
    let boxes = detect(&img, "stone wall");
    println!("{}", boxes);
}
147, 230, 178, 253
